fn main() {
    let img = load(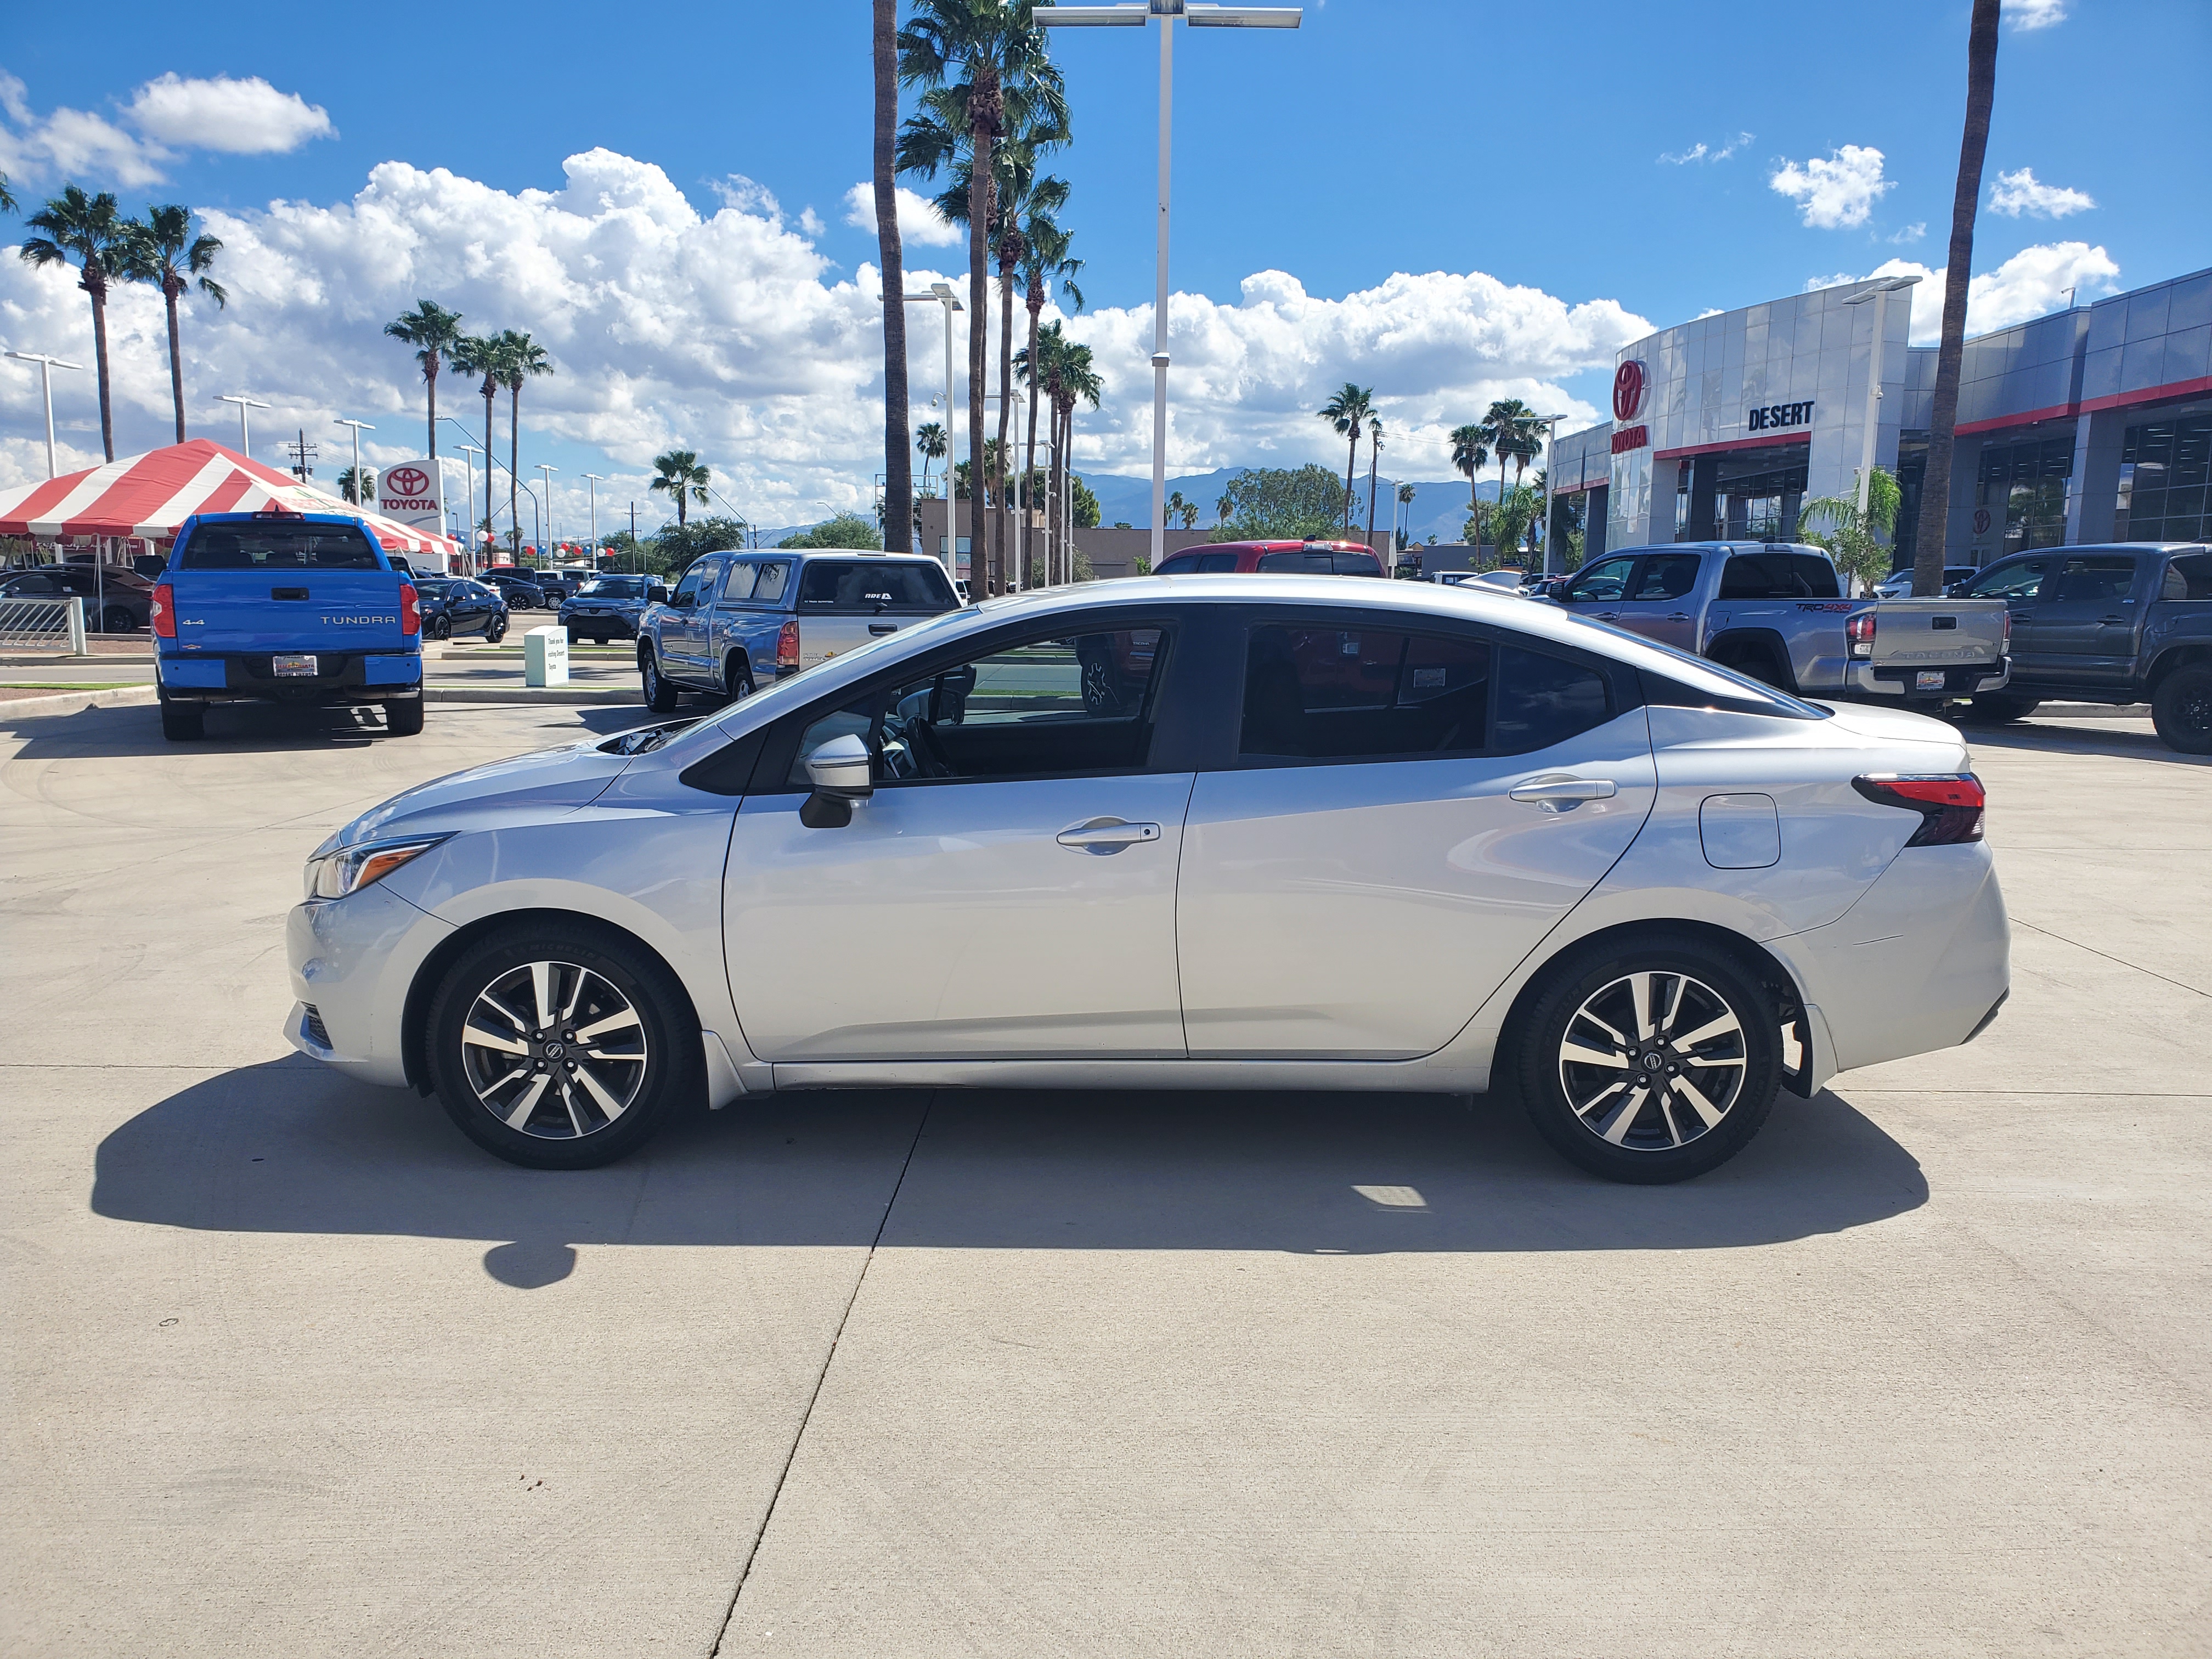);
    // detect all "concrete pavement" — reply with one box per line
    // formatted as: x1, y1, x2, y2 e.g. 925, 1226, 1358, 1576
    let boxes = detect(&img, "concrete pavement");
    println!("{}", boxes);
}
2, 699, 2205, 1656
